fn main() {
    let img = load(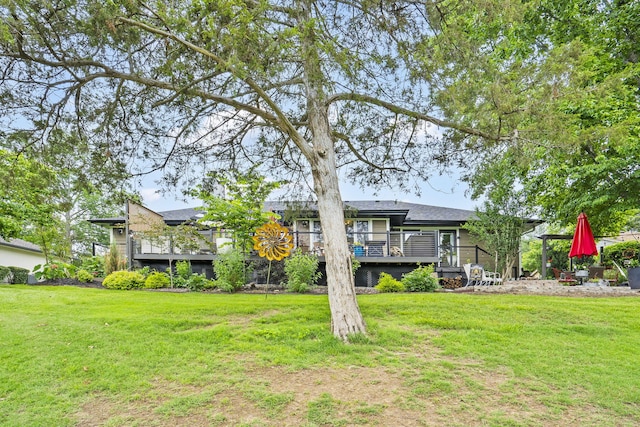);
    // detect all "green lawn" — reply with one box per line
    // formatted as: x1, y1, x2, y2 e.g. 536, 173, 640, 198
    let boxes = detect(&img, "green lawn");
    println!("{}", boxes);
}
1, 285, 640, 426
